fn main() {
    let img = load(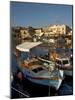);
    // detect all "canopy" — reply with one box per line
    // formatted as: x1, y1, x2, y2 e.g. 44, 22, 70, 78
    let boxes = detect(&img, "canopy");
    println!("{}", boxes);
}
16, 42, 42, 52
